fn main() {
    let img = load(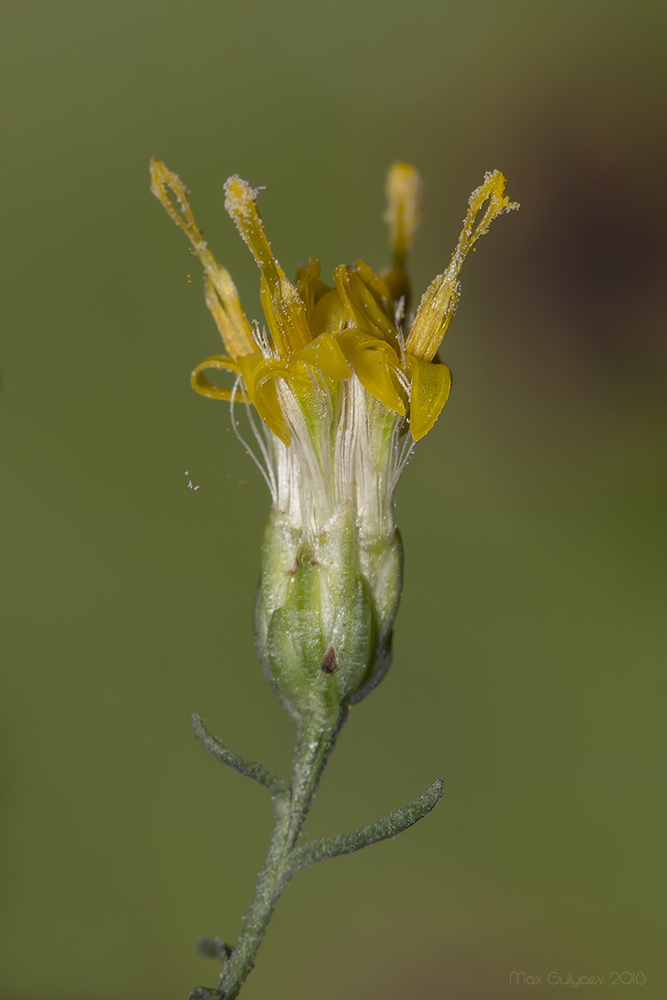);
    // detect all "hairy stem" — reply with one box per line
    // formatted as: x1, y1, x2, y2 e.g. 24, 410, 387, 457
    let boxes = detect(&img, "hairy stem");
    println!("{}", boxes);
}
191, 707, 442, 1000
216, 711, 346, 999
